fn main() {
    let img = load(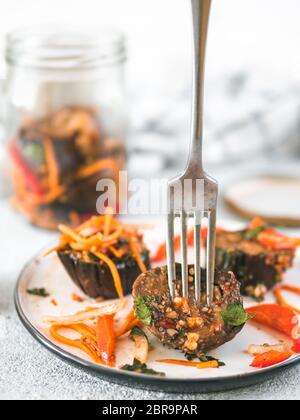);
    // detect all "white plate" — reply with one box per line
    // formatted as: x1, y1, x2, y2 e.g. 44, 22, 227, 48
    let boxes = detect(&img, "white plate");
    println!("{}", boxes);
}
15, 220, 300, 392
225, 176, 300, 226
